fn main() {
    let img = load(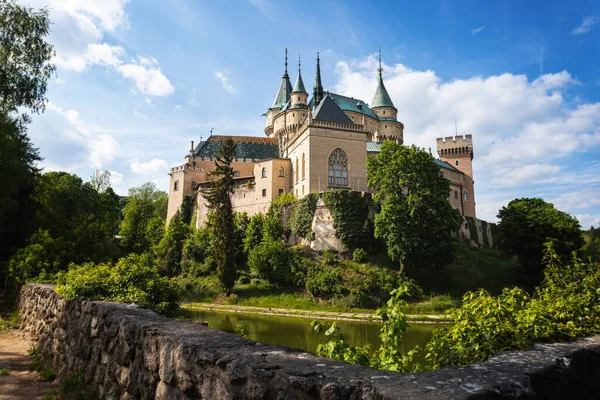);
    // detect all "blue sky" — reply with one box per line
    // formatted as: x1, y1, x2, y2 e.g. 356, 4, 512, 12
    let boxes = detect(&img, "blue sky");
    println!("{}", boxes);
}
20, 0, 600, 226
